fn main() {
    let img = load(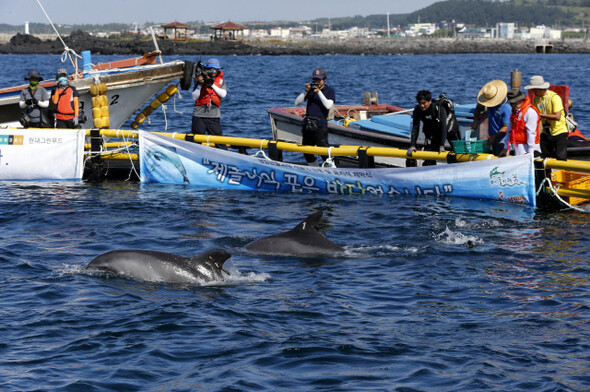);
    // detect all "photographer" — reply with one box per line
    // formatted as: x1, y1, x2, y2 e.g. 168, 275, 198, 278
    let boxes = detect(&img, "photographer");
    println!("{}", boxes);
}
294, 68, 335, 166
191, 58, 227, 144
